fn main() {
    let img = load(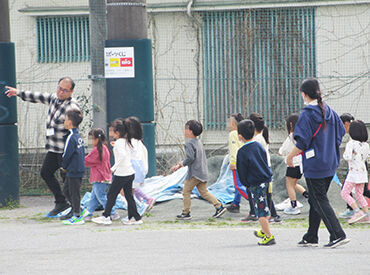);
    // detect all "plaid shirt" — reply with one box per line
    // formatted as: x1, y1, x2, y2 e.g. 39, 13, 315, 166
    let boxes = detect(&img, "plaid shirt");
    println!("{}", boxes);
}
18, 90, 81, 154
